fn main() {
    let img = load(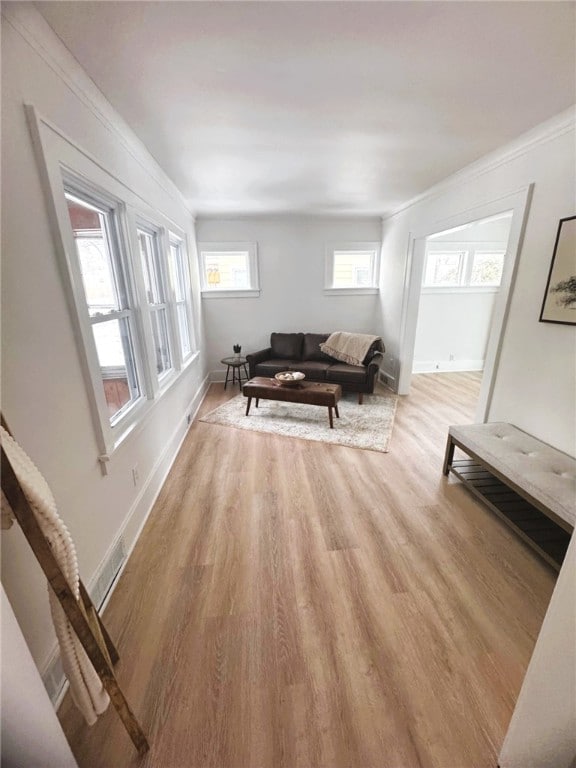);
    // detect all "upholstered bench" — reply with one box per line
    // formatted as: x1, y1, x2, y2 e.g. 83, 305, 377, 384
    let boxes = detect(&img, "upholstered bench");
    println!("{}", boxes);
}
443, 422, 575, 570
